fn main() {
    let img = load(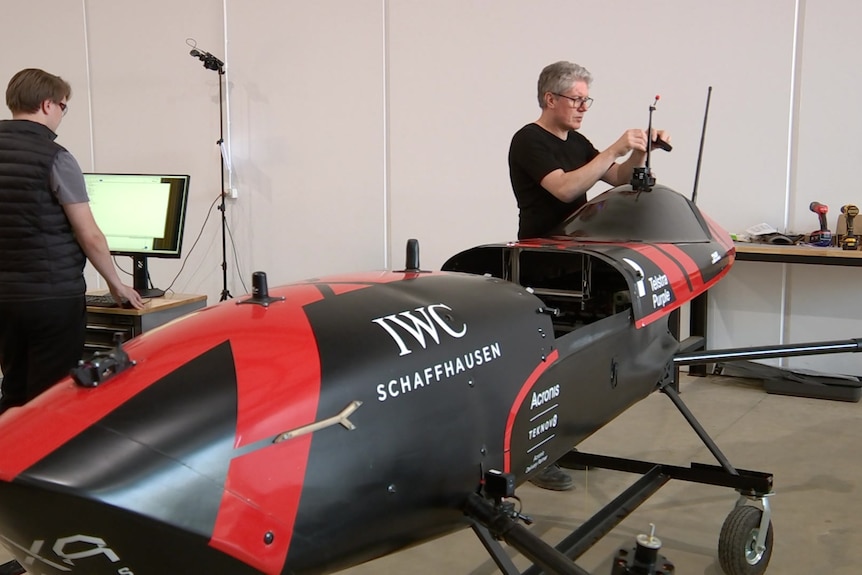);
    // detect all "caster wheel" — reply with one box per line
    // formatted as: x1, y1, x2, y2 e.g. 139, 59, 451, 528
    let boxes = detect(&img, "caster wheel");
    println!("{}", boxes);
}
718, 505, 773, 575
